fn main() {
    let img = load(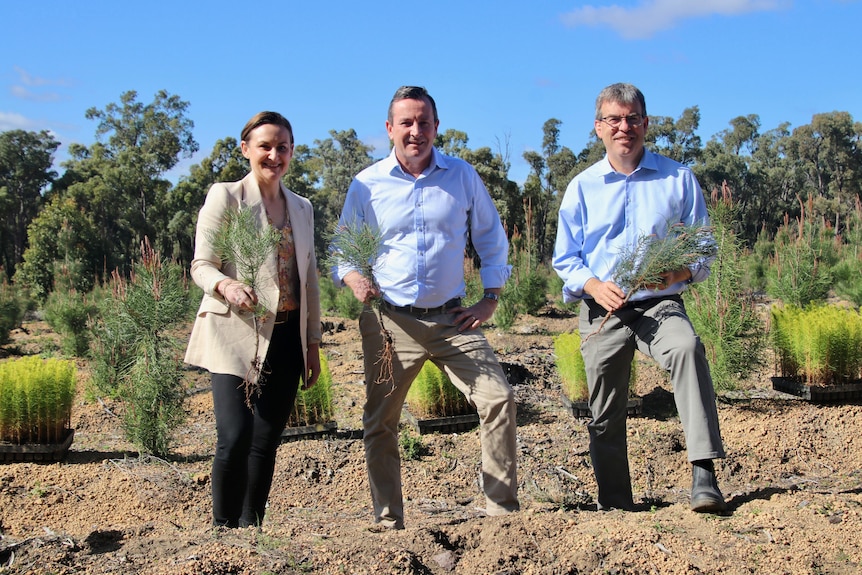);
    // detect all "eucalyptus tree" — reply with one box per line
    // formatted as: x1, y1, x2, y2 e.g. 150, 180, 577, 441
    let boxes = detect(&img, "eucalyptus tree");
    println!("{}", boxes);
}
646, 106, 702, 166
15, 195, 102, 300
785, 111, 862, 229
79, 90, 198, 258
0, 130, 59, 276
695, 115, 763, 244
523, 118, 577, 263
18, 90, 197, 296
155, 137, 248, 264
283, 143, 325, 262
436, 129, 522, 237
309, 129, 374, 263
748, 123, 803, 239
283, 143, 319, 200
